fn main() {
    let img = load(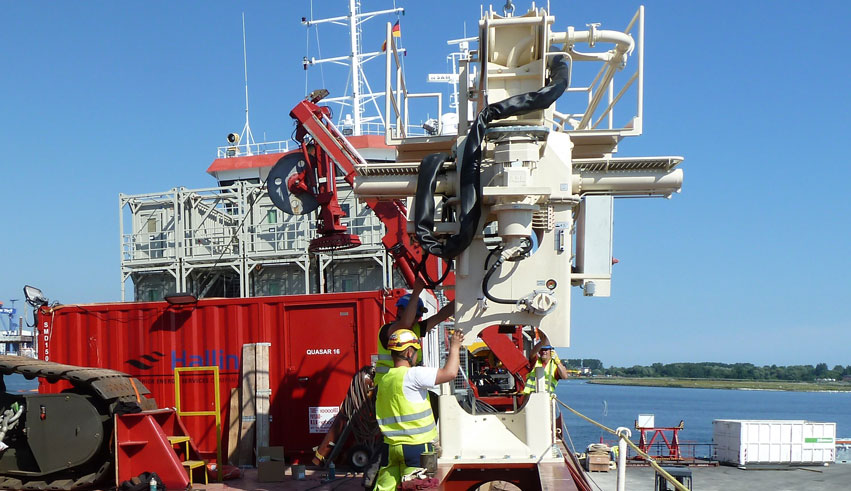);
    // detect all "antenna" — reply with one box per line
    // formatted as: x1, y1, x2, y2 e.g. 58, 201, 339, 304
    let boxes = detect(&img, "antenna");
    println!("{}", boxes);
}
240, 12, 256, 154
302, 2, 404, 136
